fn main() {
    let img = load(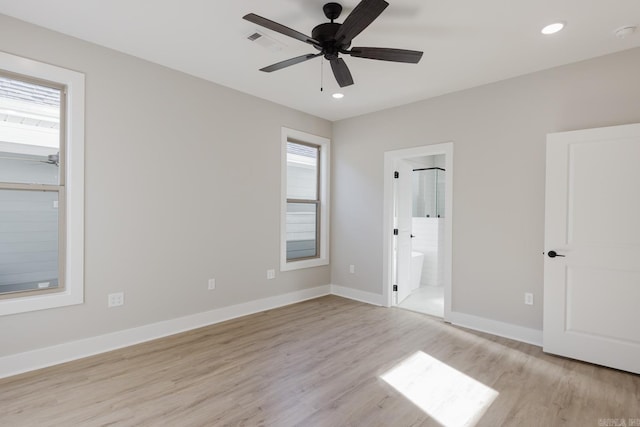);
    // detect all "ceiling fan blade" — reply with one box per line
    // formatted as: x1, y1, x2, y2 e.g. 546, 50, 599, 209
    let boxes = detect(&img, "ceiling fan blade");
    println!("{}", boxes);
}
349, 47, 423, 63
330, 58, 354, 87
334, 0, 389, 45
243, 13, 320, 47
260, 53, 323, 73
